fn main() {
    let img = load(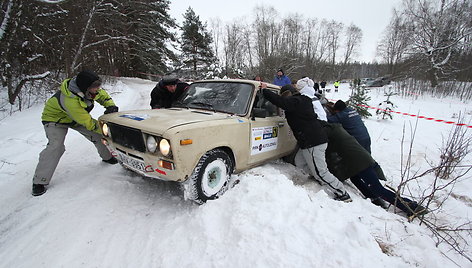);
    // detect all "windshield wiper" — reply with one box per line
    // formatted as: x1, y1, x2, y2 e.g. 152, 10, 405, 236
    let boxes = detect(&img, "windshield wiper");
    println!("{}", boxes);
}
173, 100, 188, 109
189, 101, 216, 112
